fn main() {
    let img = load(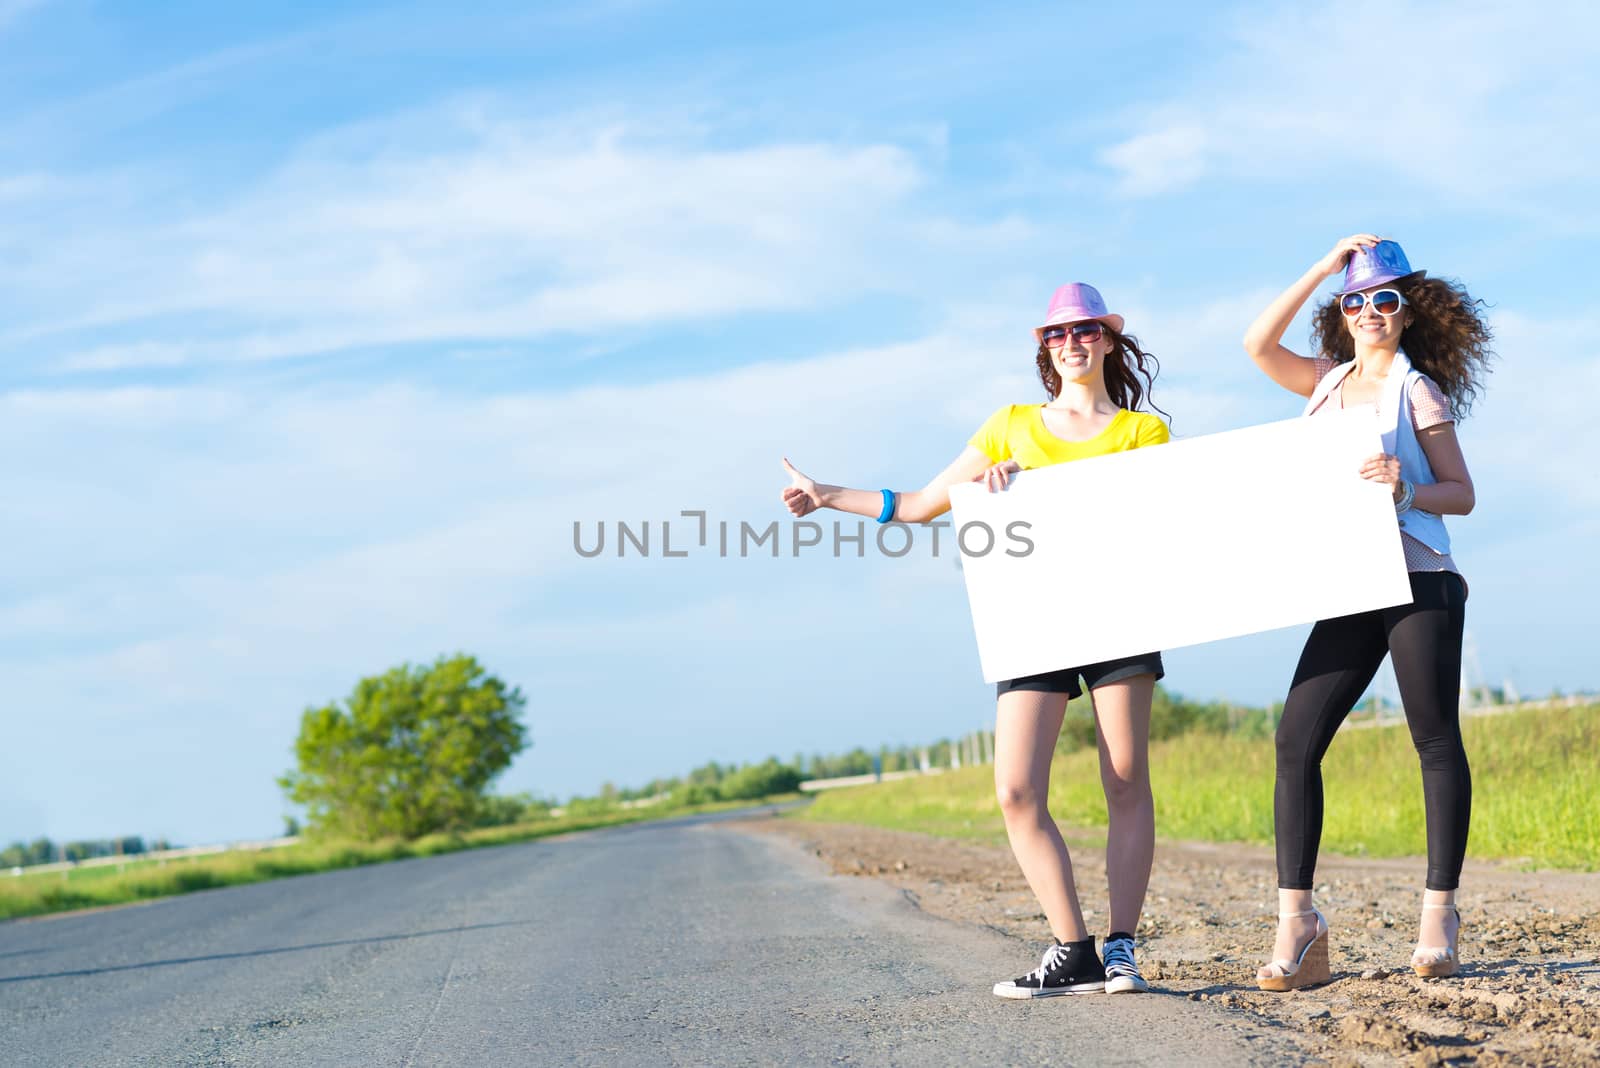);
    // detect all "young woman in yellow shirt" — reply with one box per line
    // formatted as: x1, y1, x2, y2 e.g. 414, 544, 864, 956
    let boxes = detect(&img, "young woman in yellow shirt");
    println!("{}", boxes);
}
781, 282, 1170, 997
